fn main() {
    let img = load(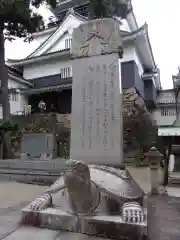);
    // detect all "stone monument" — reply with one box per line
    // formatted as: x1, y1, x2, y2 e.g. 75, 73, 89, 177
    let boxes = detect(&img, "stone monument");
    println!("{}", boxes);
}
70, 18, 124, 167
21, 18, 147, 240
20, 133, 56, 159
